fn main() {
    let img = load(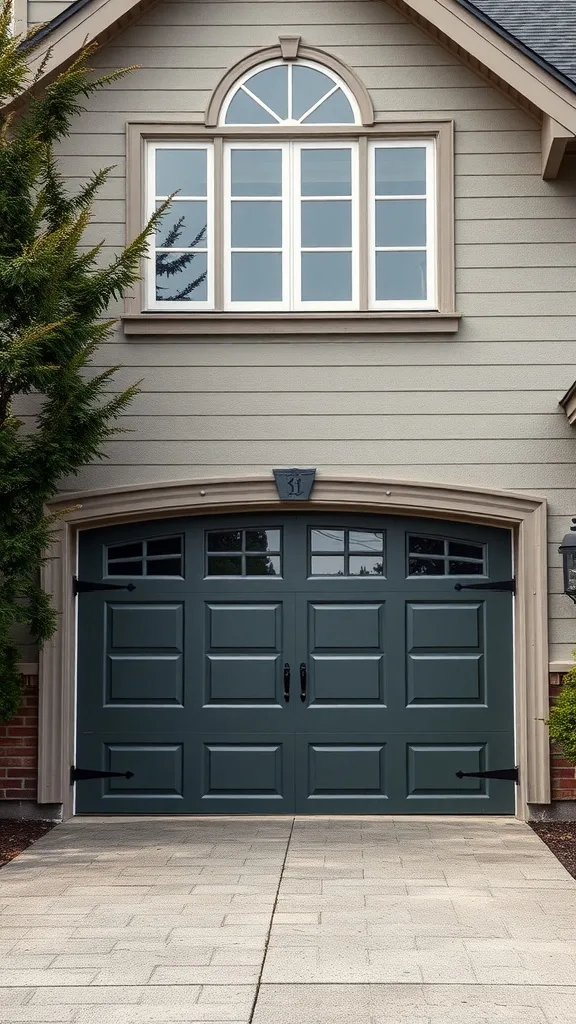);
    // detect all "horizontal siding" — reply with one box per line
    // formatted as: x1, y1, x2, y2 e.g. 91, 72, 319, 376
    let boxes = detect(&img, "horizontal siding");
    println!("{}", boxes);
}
53, 0, 576, 653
